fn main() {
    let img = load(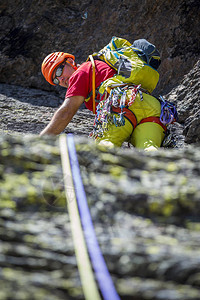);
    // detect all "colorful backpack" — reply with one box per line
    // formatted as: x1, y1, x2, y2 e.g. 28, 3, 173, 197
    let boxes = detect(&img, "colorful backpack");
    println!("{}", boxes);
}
87, 36, 161, 95
87, 37, 178, 142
